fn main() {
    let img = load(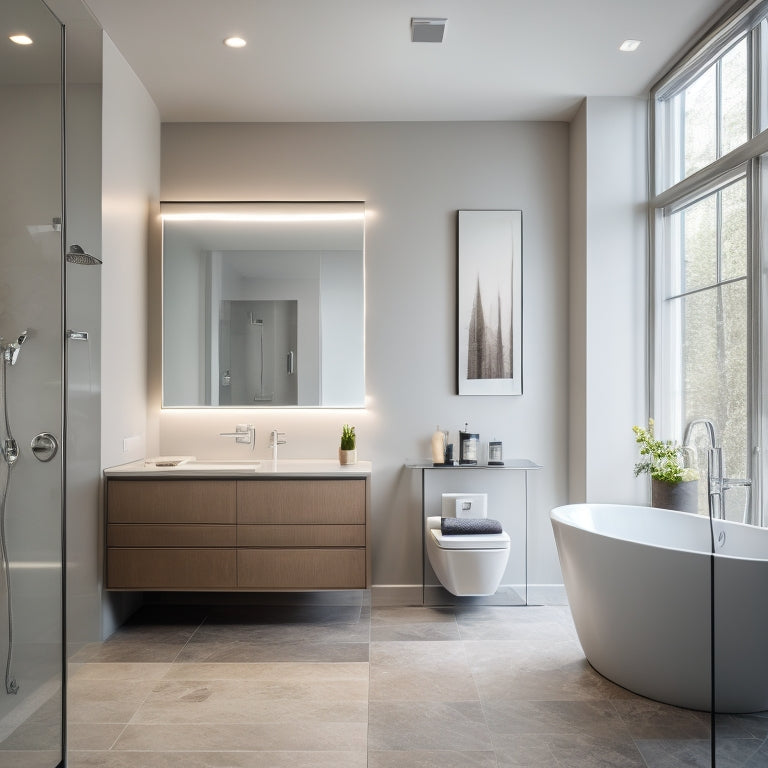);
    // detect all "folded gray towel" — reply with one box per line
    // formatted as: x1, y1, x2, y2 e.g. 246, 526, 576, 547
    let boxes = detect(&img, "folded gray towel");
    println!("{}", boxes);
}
441, 517, 503, 535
